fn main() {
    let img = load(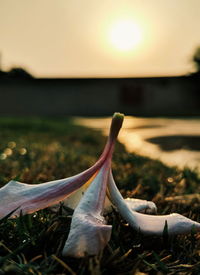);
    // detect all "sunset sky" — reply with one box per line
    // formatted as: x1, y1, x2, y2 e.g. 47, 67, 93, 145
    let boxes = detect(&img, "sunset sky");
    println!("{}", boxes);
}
0, 0, 200, 78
